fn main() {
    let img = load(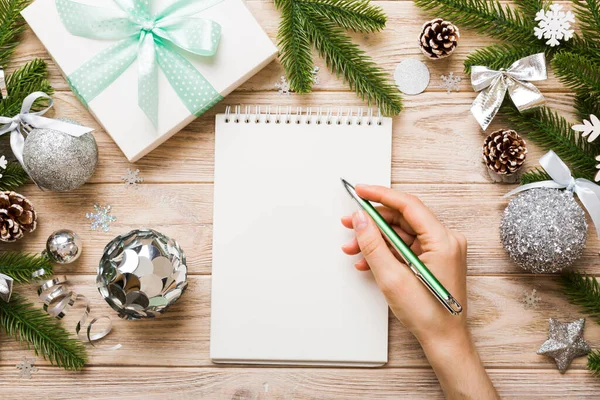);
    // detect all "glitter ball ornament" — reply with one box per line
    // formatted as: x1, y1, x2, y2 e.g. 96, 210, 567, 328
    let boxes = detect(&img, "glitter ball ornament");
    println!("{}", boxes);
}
500, 188, 587, 273
23, 118, 98, 192
45, 229, 83, 264
97, 229, 187, 320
